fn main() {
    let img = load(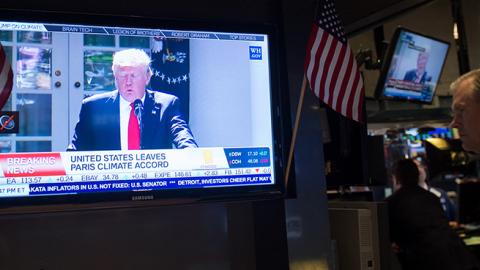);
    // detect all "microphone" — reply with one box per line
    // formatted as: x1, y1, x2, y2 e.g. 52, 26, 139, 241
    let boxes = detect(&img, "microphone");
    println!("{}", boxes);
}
133, 99, 143, 122
133, 99, 143, 146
